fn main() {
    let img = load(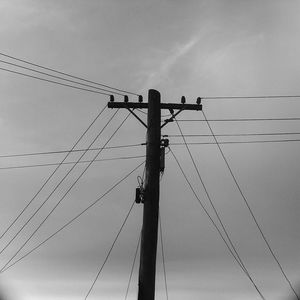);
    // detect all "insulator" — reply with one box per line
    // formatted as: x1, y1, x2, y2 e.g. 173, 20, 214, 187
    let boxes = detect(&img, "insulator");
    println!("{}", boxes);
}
181, 96, 186, 104
161, 138, 169, 147
110, 95, 115, 102
135, 187, 141, 204
164, 139, 169, 147
124, 95, 129, 103
138, 95, 143, 102
196, 97, 201, 105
